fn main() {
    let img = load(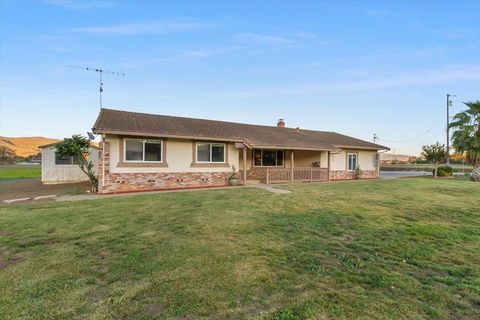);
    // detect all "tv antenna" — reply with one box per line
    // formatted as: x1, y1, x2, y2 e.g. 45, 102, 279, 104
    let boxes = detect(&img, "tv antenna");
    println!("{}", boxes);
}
67, 66, 125, 109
